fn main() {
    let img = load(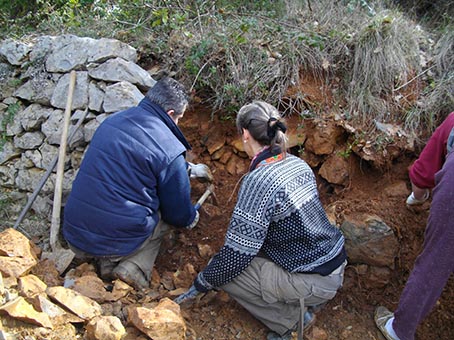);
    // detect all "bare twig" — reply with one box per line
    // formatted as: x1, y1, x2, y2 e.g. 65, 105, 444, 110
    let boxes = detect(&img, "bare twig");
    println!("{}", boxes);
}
190, 59, 211, 92
393, 65, 436, 92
